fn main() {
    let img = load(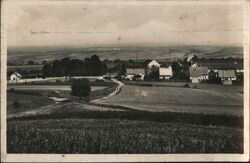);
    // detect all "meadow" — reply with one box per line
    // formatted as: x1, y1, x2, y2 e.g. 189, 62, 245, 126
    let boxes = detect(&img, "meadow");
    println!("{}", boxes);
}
95, 84, 243, 116
7, 82, 117, 115
7, 119, 243, 153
